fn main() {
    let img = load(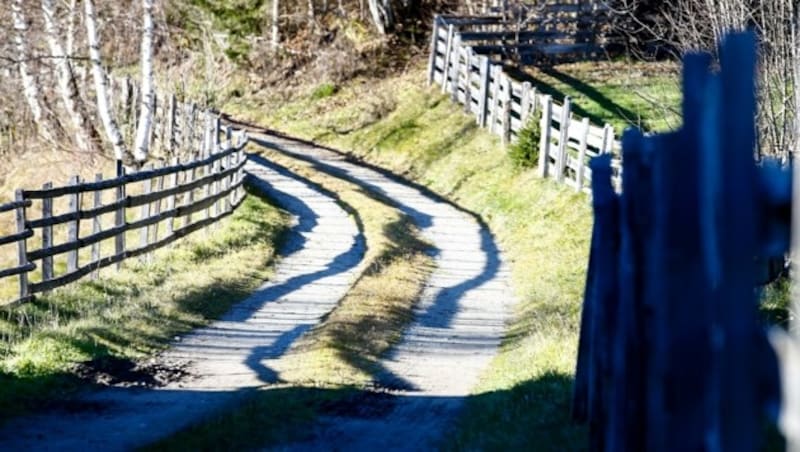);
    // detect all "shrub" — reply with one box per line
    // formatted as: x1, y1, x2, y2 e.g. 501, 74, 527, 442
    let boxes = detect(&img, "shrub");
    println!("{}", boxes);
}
311, 83, 338, 100
509, 117, 541, 169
